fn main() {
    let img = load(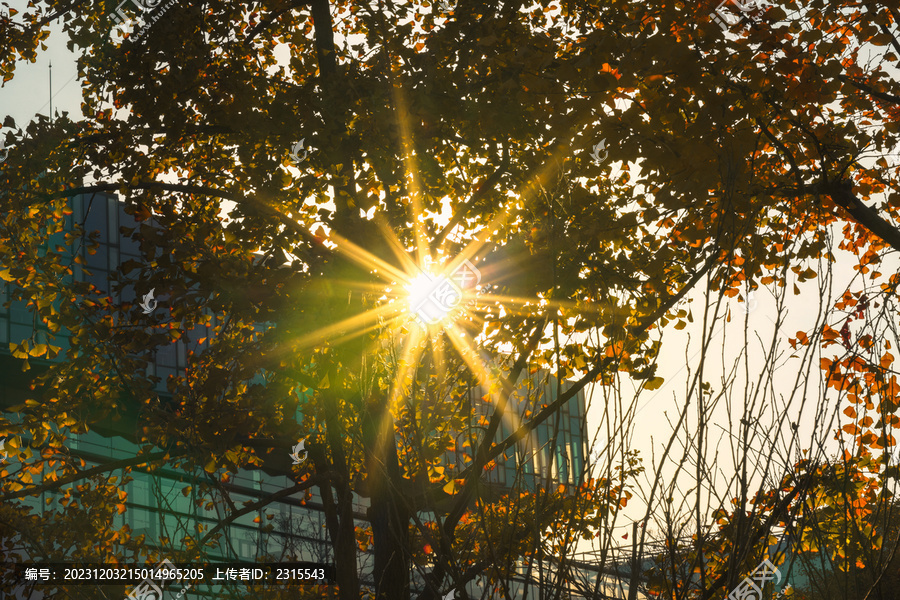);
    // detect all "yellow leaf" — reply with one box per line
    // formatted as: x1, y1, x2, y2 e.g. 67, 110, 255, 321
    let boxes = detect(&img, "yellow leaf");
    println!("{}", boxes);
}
443, 480, 457, 494
644, 377, 665, 391
29, 344, 48, 358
